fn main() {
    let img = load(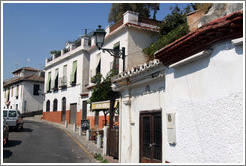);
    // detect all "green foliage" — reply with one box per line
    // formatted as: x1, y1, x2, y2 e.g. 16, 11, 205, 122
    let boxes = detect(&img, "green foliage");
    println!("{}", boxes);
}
160, 4, 192, 36
89, 69, 119, 104
108, 3, 160, 23
143, 23, 189, 60
143, 4, 193, 60
94, 154, 109, 163
50, 50, 61, 56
